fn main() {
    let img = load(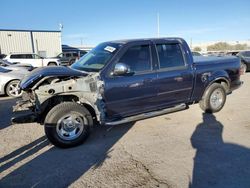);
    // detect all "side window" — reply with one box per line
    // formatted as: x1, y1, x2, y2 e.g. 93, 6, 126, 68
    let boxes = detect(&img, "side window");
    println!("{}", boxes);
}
73, 53, 78, 57
119, 45, 151, 73
10, 54, 22, 59
66, 53, 71, 58
33, 54, 41, 59
156, 43, 185, 69
58, 53, 63, 58
25, 54, 33, 59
